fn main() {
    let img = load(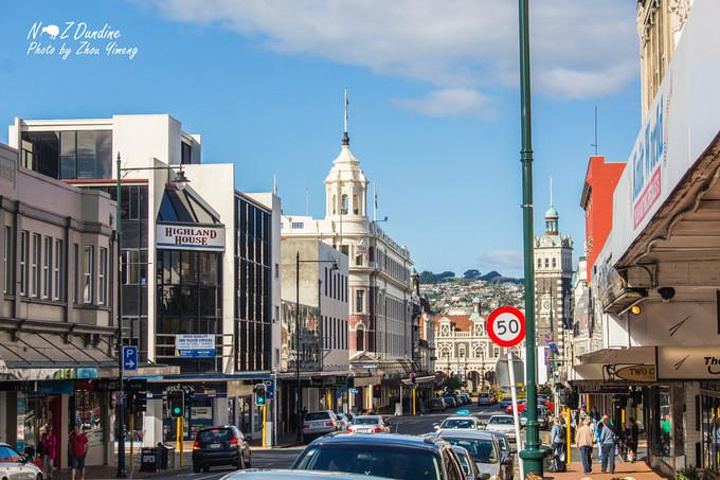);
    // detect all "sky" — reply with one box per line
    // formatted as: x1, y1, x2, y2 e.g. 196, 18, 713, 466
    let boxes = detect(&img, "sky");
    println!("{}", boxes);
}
0, 1, 642, 277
